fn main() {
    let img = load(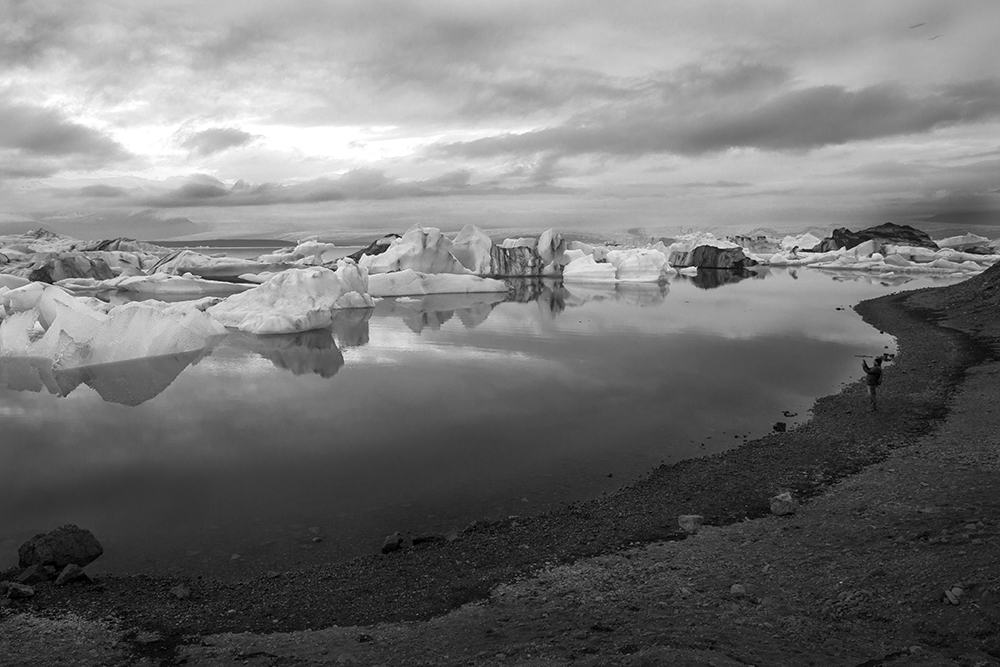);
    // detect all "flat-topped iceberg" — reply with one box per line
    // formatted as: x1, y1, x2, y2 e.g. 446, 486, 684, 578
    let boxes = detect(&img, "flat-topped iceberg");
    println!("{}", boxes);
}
368, 269, 508, 297
206, 264, 373, 334
150, 249, 290, 280
55, 272, 254, 296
